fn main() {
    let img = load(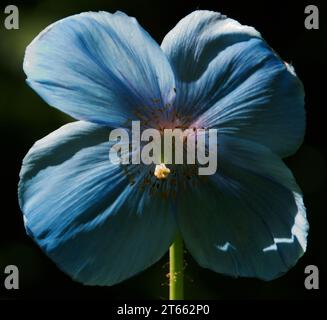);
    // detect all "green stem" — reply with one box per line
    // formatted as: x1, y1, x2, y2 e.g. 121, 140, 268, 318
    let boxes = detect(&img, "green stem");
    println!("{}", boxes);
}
169, 233, 184, 300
